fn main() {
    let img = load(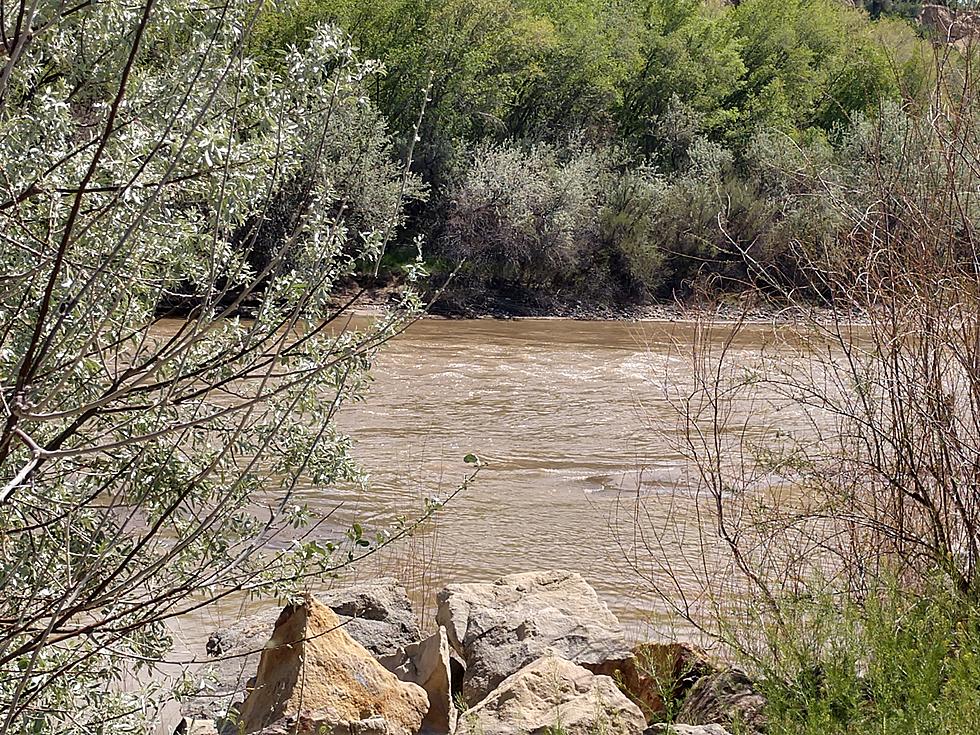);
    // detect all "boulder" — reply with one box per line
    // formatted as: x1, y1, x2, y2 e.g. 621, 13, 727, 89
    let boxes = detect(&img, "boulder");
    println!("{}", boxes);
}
234, 597, 428, 735
646, 726, 732, 735
391, 627, 457, 734
676, 669, 766, 734
183, 579, 420, 721
318, 578, 422, 669
920, 4, 980, 44
618, 642, 715, 719
436, 570, 632, 705
455, 656, 647, 735
182, 611, 281, 722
